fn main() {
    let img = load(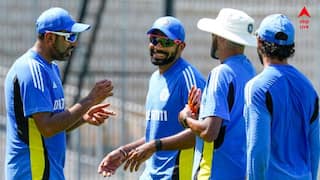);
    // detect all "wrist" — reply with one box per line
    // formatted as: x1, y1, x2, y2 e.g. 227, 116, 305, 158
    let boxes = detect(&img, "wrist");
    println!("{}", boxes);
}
154, 139, 162, 151
119, 146, 128, 158
181, 116, 189, 128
